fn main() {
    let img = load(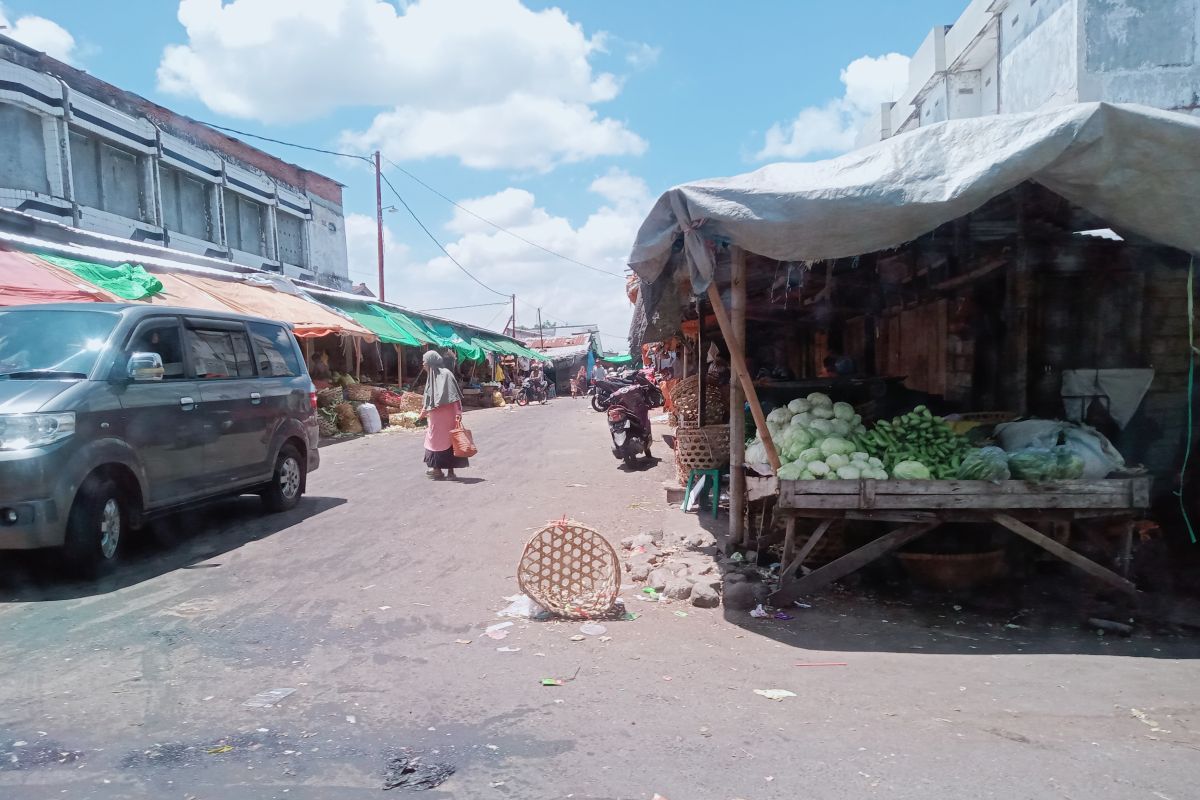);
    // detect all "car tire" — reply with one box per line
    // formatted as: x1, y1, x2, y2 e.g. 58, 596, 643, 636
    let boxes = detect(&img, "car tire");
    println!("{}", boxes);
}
63, 475, 126, 576
262, 444, 304, 513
